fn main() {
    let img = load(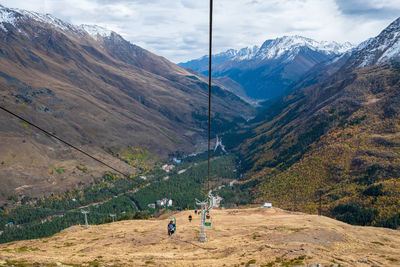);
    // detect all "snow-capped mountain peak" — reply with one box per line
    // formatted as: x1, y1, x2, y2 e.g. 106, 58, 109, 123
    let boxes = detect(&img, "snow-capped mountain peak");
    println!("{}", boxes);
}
207, 36, 353, 64
0, 5, 115, 41
235, 45, 260, 60
0, 5, 83, 34
255, 35, 353, 61
212, 45, 259, 61
80, 24, 114, 39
